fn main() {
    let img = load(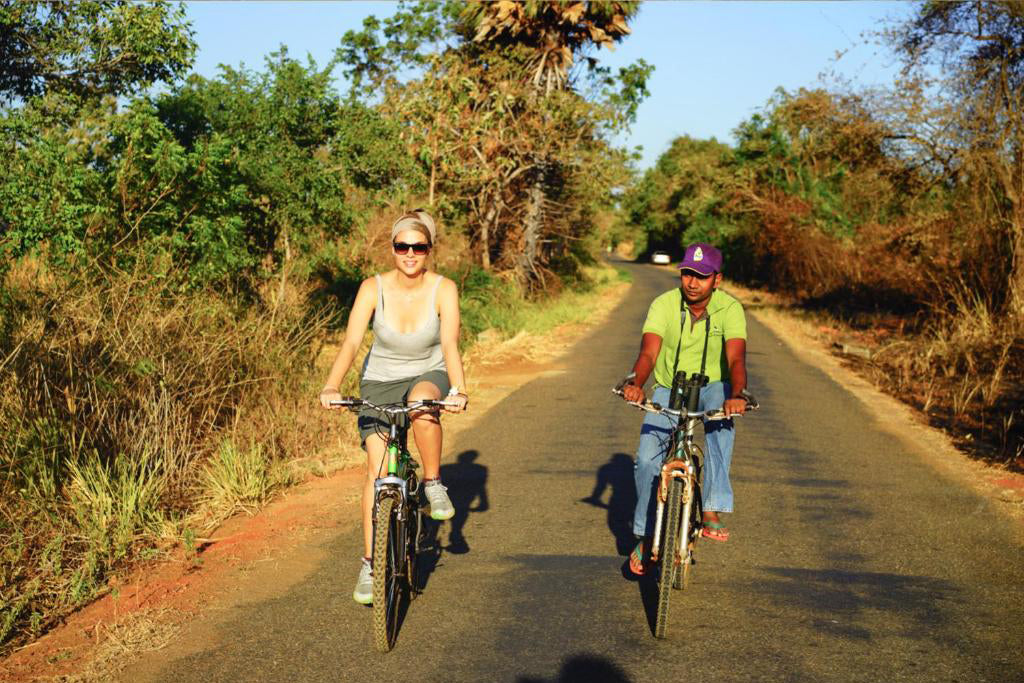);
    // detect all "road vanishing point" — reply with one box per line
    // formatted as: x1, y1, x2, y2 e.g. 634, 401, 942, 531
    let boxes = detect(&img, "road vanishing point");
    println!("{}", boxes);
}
124, 261, 1024, 683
